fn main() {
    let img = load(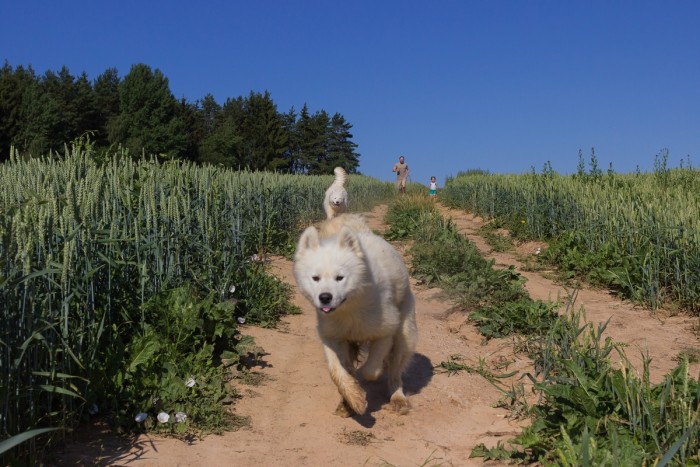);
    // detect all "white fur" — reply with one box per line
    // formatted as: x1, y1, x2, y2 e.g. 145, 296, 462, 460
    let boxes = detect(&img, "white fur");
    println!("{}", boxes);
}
293, 216, 417, 416
323, 167, 348, 219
